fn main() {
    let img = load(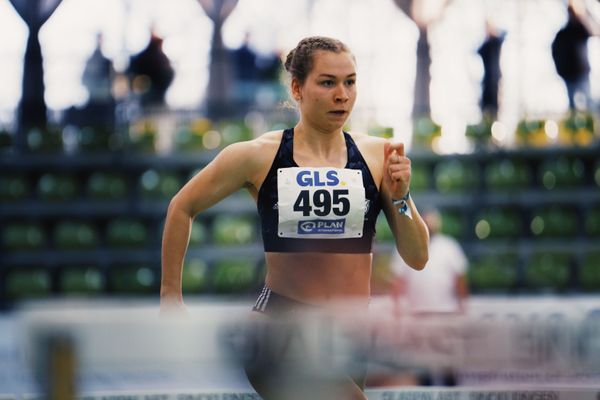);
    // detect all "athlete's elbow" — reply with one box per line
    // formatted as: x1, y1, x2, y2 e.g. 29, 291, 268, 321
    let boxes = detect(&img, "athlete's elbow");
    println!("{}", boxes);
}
167, 193, 193, 217
411, 257, 428, 271
404, 253, 429, 271
167, 194, 181, 213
